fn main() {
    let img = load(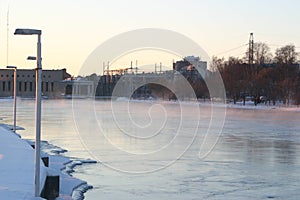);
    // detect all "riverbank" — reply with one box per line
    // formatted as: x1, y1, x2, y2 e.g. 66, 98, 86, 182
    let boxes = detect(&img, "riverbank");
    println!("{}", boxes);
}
150, 99, 300, 112
225, 101, 300, 111
38, 140, 96, 200
0, 124, 95, 200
